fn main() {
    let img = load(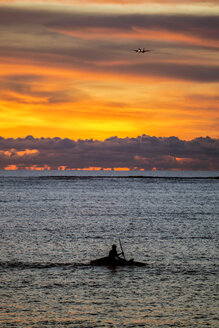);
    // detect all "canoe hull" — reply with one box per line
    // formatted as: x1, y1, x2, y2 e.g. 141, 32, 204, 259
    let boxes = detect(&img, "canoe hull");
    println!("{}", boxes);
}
90, 257, 146, 267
